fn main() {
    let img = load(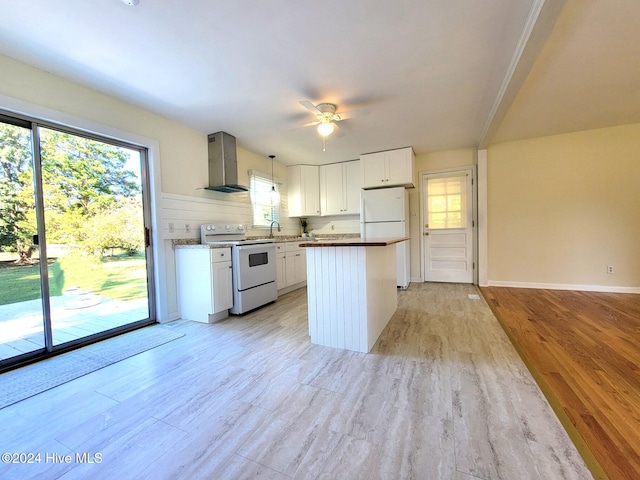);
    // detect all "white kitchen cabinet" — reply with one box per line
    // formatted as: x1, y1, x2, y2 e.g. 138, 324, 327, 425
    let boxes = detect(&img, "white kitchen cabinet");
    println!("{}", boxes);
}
288, 242, 307, 284
175, 247, 233, 323
276, 241, 307, 293
212, 257, 233, 312
287, 165, 320, 217
275, 244, 286, 290
320, 160, 361, 216
361, 147, 415, 189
